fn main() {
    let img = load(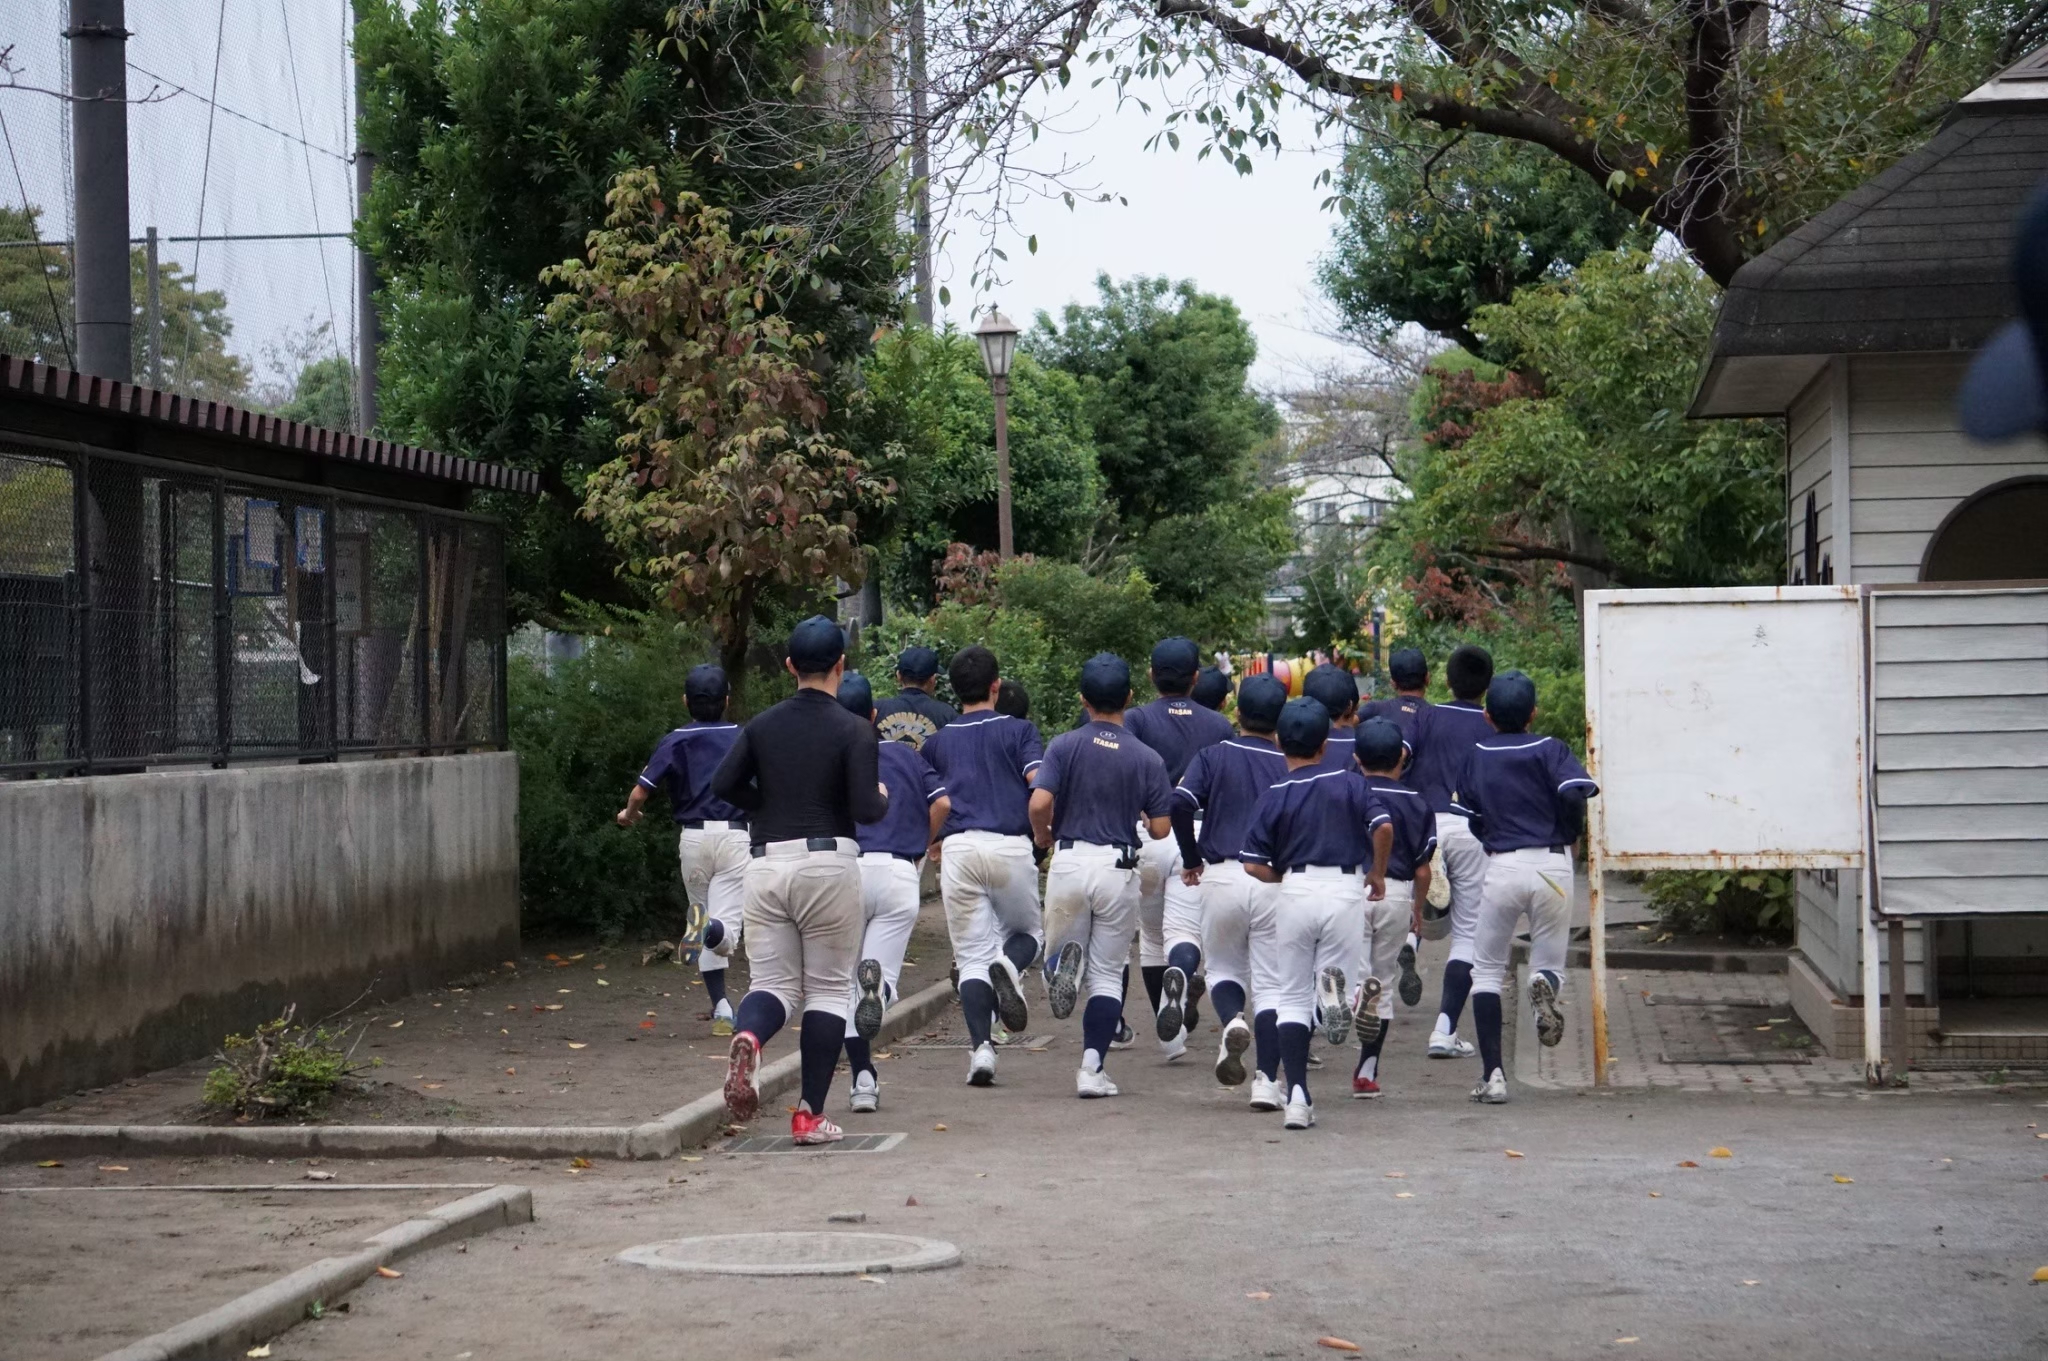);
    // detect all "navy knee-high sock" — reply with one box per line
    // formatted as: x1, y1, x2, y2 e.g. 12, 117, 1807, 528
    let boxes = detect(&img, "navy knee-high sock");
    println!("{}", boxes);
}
1166, 942, 1201, 977
1141, 964, 1167, 1012
1473, 992, 1505, 1077
843, 1034, 873, 1079
1253, 1008, 1280, 1079
702, 917, 727, 952
1002, 932, 1038, 973
1120, 963, 1131, 1001
797, 1009, 843, 1114
734, 991, 786, 1045
1355, 1021, 1388, 1082
959, 979, 996, 1046
1279, 1022, 1312, 1101
1212, 981, 1246, 1028
1436, 958, 1474, 1034
1081, 995, 1121, 1061
702, 968, 728, 1009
